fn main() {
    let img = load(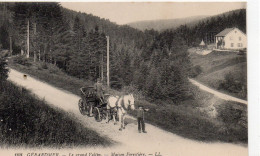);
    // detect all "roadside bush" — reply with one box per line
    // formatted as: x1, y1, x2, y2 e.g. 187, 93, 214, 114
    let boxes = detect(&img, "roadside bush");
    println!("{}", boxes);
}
0, 57, 9, 81
0, 49, 9, 57
215, 101, 247, 142
48, 64, 61, 74
41, 62, 48, 69
189, 65, 202, 78
218, 72, 247, 99
13, 55, 31, 66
